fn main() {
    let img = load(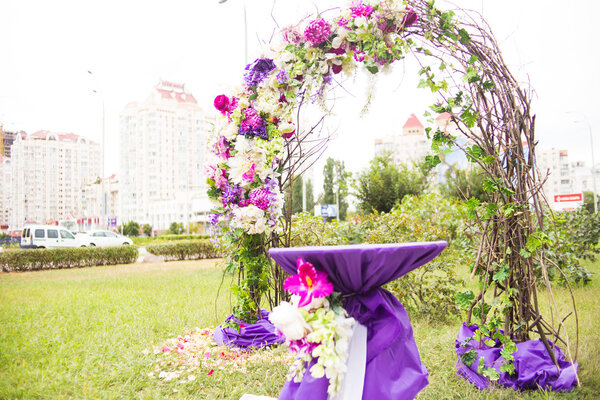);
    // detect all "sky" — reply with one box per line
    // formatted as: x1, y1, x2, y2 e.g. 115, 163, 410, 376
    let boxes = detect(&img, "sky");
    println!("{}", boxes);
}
2, 0, 599, 191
